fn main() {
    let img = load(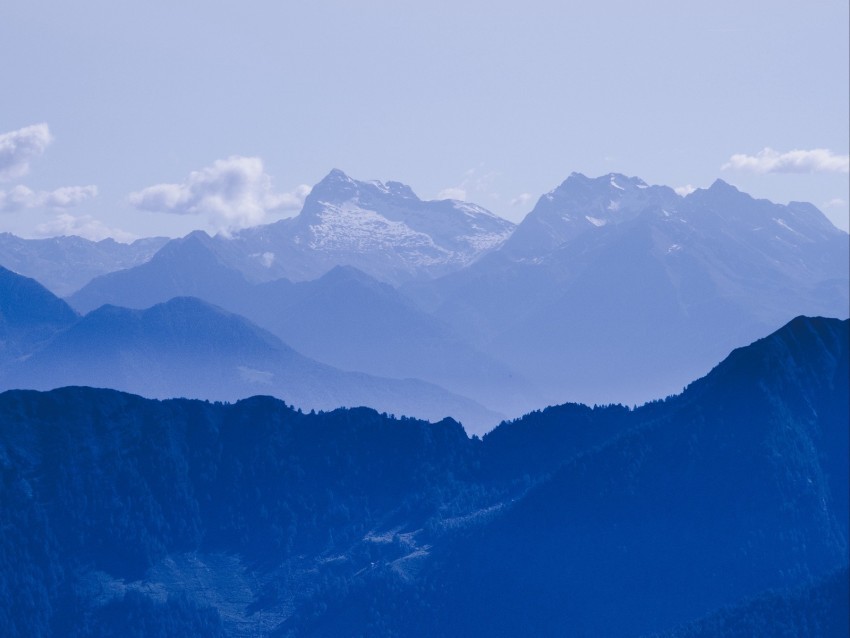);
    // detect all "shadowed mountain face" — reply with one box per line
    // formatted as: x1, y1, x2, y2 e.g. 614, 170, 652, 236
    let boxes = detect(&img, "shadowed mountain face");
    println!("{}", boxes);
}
4, 296, 500, 431
1, 316, 846, 637
0, 233, 168, 296
0, 266, 78, 368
